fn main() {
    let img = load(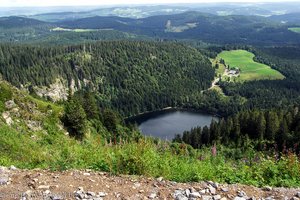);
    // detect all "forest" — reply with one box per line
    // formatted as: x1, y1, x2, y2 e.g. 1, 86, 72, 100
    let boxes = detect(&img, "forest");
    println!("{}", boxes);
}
174, 107, 300, 152
0, 41, 214, 116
